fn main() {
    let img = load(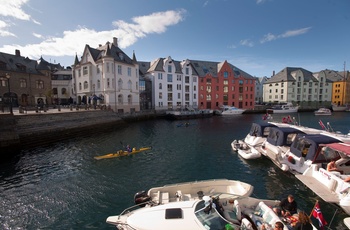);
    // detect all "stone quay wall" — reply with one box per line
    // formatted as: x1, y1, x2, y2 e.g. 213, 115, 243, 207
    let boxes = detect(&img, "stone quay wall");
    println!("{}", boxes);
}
0, 110, 133, 153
